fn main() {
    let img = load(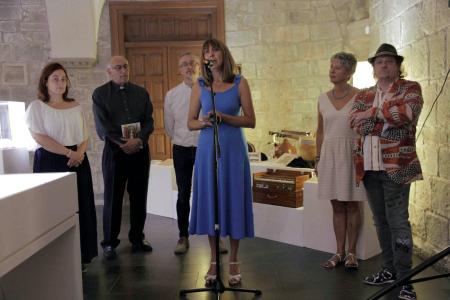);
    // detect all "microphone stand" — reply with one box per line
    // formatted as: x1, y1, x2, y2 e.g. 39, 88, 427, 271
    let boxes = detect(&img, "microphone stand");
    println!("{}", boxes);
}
179, 68, 262, 299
